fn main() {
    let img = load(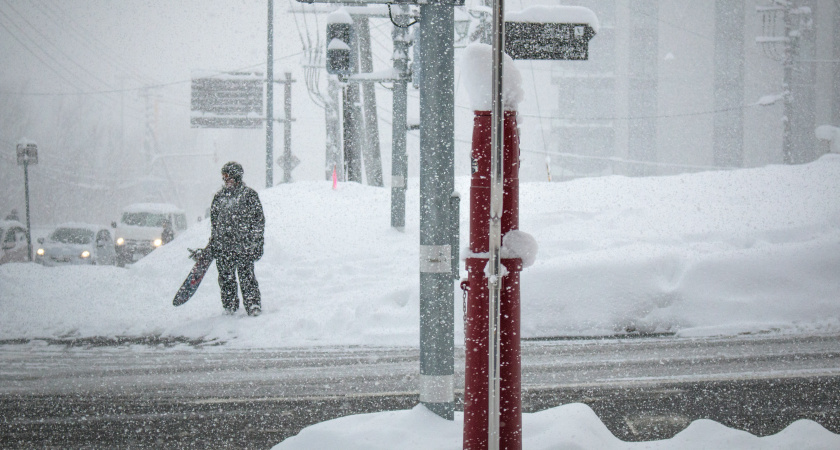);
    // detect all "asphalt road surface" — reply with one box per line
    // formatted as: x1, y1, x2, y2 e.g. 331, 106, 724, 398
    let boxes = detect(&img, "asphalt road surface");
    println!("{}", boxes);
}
1, 333, 838, 449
